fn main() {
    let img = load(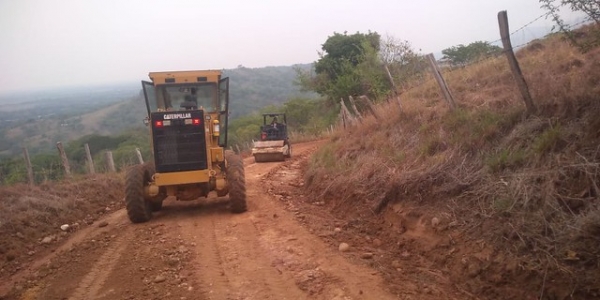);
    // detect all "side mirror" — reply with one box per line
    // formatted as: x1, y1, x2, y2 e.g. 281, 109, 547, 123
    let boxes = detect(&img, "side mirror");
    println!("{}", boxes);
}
143, 117, 150, 126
